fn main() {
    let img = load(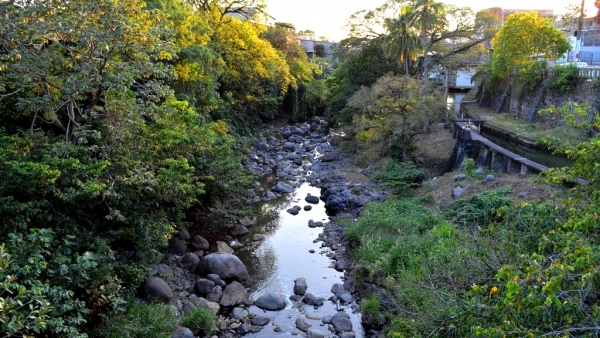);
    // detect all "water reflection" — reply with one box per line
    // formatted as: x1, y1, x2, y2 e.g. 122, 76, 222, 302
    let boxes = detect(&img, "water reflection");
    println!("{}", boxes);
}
234, 182, 364, 337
